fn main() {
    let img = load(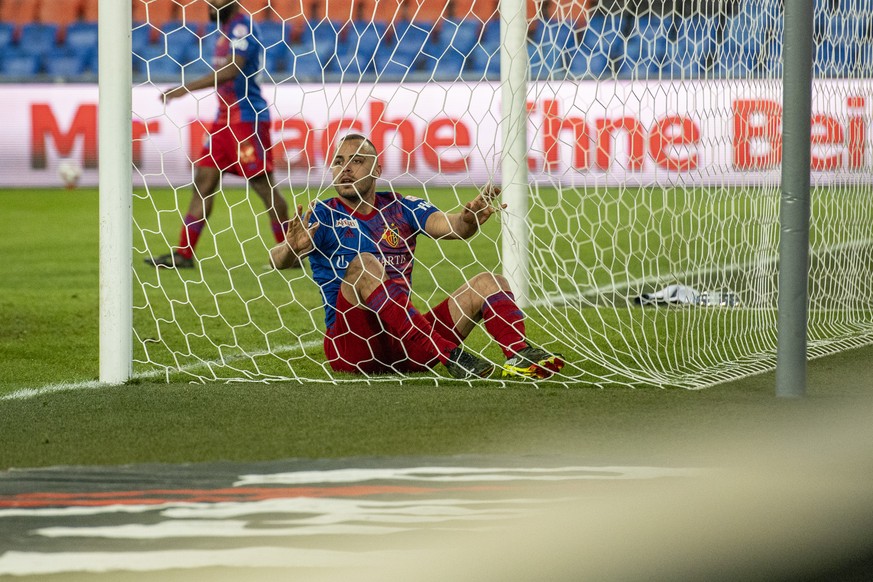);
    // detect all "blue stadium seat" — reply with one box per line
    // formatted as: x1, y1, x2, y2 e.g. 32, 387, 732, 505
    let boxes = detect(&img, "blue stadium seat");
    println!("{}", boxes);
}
528, 19, 575, 80
528, 41, 562, 80
675, 14, 719, 73
44, 48, 86, 78
133, 43, 166, 78
289, 50, 326, 81
131, 23, 154, 55
0, 22, 15, 49
424, 50, 465, 80
1, 50, 41, 76
256, 19, 286, 50
579, 13, 625, 70
64, 21, 98, 55
466, 42, 499, 79
815, 39, 855, 77
566, 47, 610, 79
161, 21, 201, 65
436, 19, 480, 56
480, 18, 499, 46
18, 23, 59, 57
146, 54, 183, 81
336, 20, 386, 78
376, 18, 436, 74
297, 19, 338, 63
